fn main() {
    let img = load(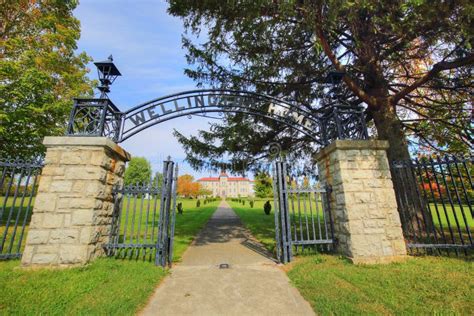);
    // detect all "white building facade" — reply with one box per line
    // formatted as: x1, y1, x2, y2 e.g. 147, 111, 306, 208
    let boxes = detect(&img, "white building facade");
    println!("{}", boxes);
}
197, 172, 254, 198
